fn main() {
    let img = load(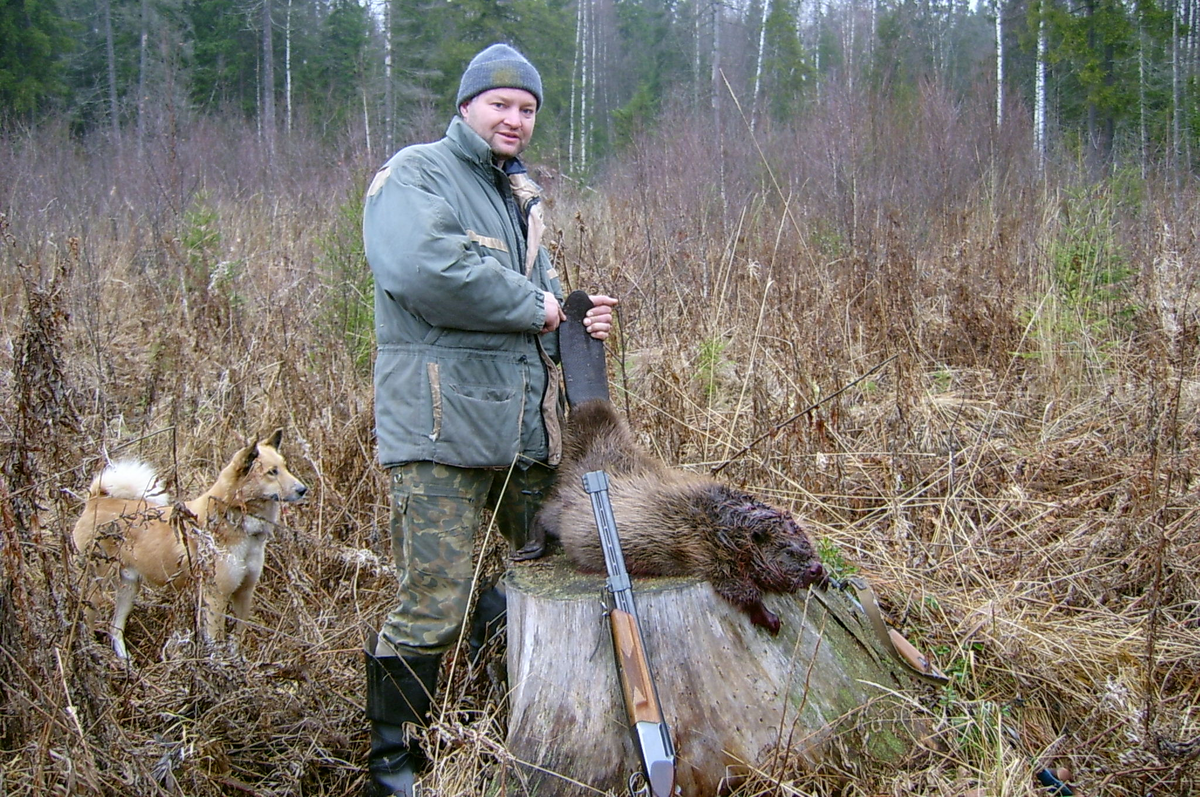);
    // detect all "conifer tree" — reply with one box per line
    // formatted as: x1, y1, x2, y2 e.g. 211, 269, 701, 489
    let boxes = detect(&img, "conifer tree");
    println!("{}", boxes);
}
0, 0, 74, 116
